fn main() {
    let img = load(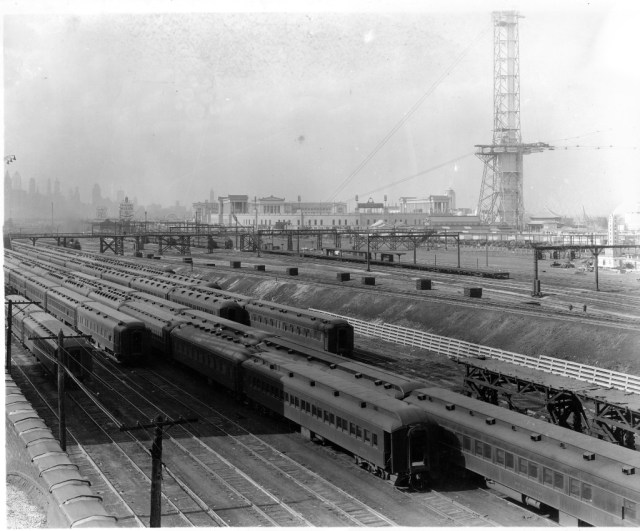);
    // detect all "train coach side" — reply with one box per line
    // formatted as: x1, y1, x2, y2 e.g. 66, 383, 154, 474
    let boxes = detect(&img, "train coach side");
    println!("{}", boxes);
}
168, 288, 250, 324
242, 356, 435, 488
118, 301, 187, 357
22, 311, 93, 381
404, 387, 640, 526
45, 287, 92, 327
244, 300, 354, 355
170, 322, 252, 396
